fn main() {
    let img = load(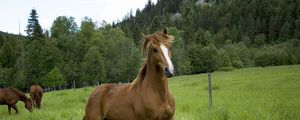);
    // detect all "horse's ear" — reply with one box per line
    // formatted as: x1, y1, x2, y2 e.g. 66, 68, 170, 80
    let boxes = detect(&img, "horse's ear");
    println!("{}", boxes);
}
168, 35, 175, 43
162, 28, 174, 43
163, 28, 168, 34
142, 33, 146, 39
